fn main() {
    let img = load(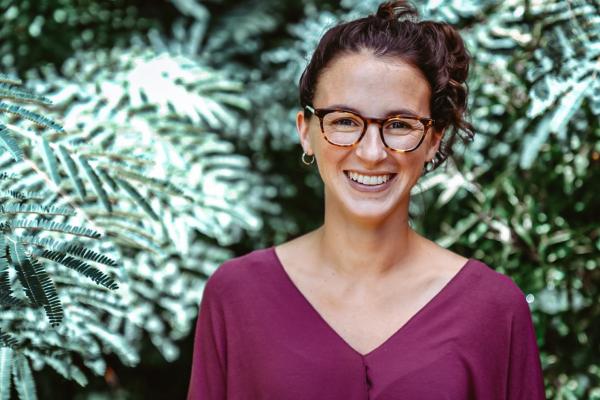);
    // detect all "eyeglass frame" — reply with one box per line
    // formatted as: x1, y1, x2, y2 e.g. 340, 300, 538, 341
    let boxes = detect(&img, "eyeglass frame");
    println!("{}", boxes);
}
304, 105, 435, 153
